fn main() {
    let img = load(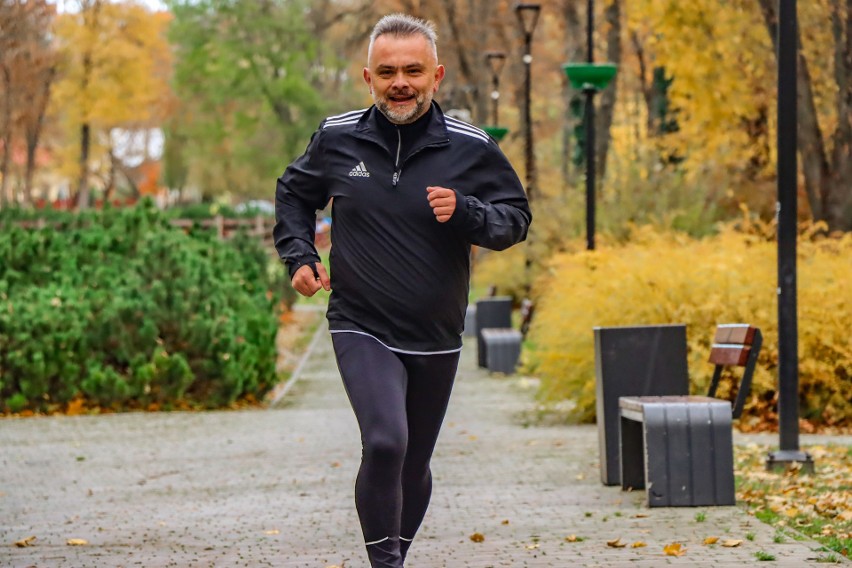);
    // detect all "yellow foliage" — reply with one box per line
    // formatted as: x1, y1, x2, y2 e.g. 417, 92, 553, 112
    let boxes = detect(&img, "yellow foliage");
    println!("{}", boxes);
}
525, 224, 852, 427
